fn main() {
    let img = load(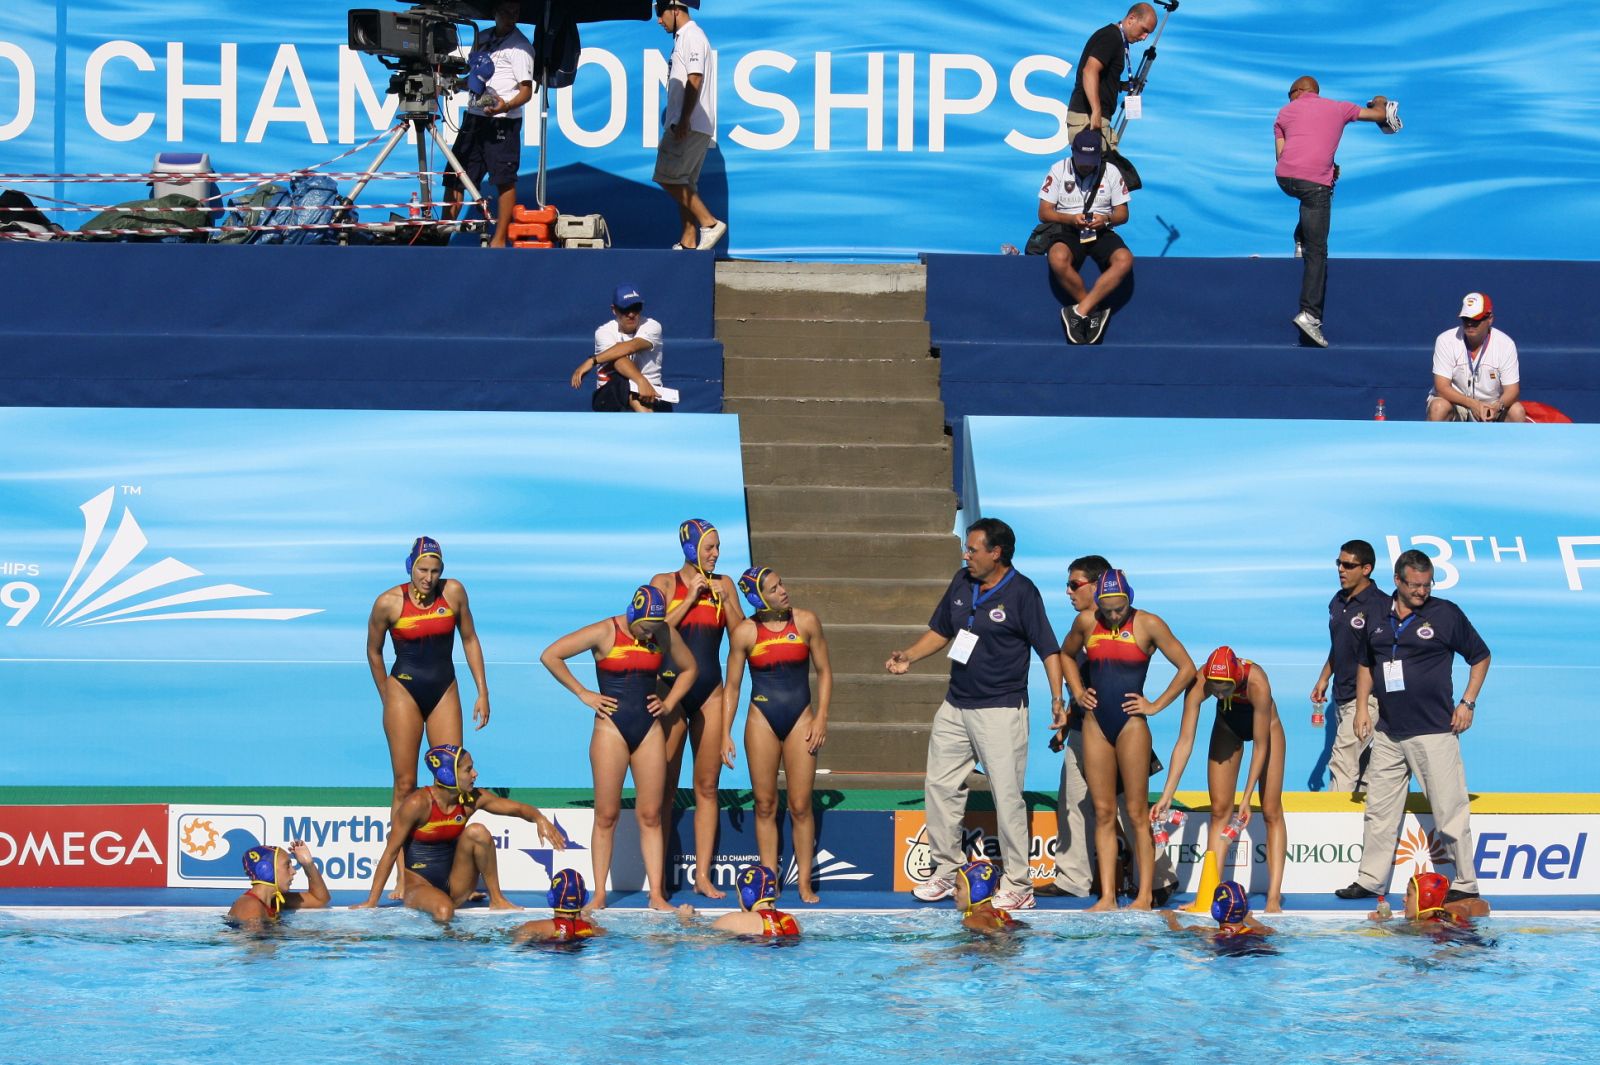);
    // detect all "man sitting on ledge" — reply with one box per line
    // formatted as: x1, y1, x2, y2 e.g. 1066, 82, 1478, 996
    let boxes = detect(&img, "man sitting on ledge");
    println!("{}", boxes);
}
1036, 129, 1134, 345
